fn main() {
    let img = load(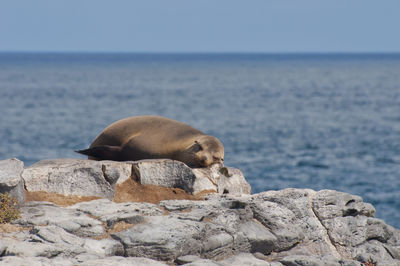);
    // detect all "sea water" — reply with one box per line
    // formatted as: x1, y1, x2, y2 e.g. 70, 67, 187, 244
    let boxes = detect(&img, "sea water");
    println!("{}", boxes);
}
0, 53, 399, 228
